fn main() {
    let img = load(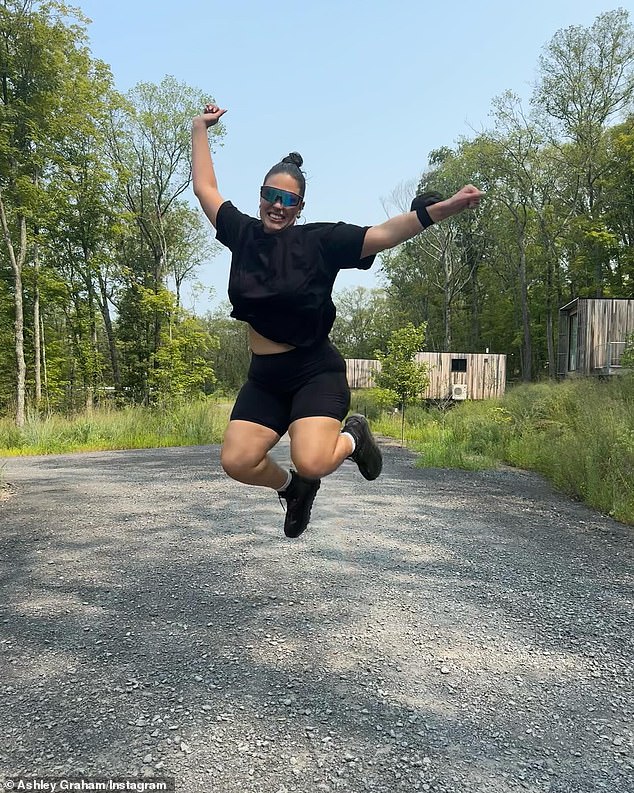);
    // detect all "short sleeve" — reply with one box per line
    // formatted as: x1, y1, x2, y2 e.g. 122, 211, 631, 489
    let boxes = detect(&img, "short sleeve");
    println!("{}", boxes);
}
215, 201, 255, 252
319, 222, 376, 271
